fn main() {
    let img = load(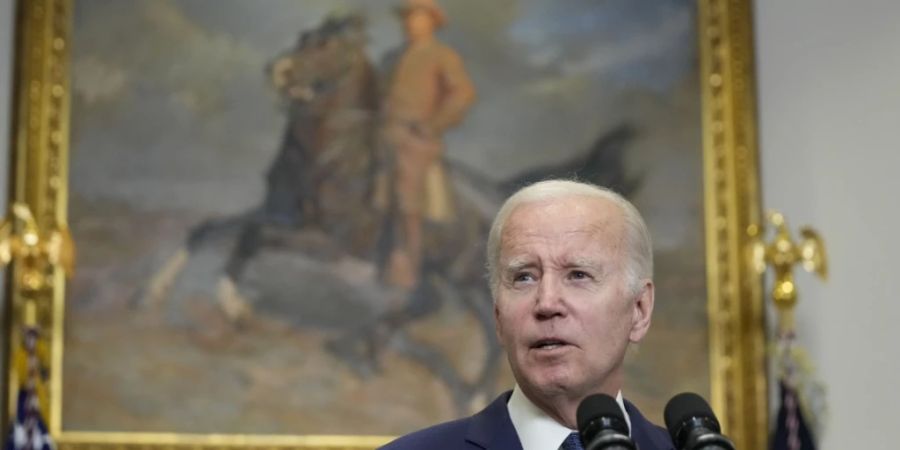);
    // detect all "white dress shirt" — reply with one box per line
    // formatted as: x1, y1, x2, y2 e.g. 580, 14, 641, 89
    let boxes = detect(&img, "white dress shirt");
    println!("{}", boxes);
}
506, 385, 632, 450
